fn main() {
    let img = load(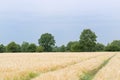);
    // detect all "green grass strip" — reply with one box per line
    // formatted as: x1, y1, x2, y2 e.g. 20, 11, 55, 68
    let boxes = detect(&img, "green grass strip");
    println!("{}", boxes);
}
80, 54, 115, 80
13, 72, 39, 80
